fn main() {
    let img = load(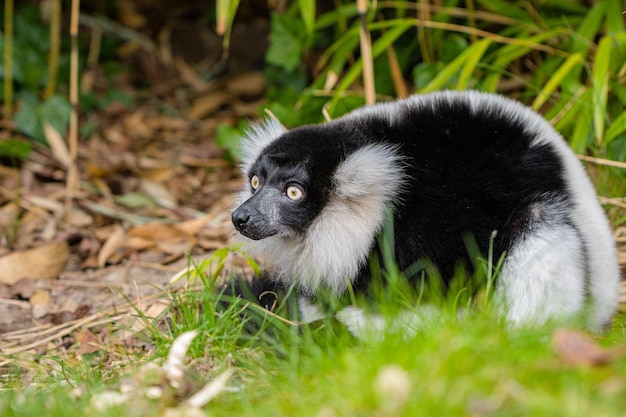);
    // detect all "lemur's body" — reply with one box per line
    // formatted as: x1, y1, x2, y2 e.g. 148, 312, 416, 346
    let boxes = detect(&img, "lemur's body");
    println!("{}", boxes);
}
231, 91, 620, 332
